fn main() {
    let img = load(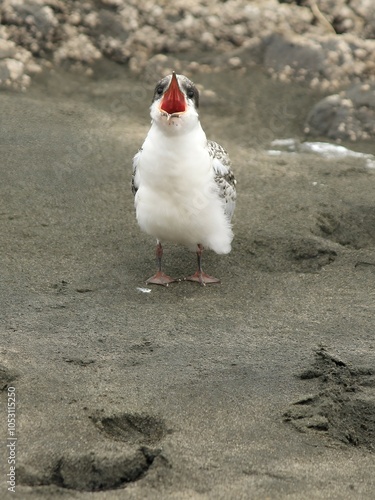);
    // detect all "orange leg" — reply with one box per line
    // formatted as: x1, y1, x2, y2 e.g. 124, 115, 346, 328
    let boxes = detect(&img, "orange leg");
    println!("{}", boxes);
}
185, 244, 221, 286
146, 241, 177, 287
